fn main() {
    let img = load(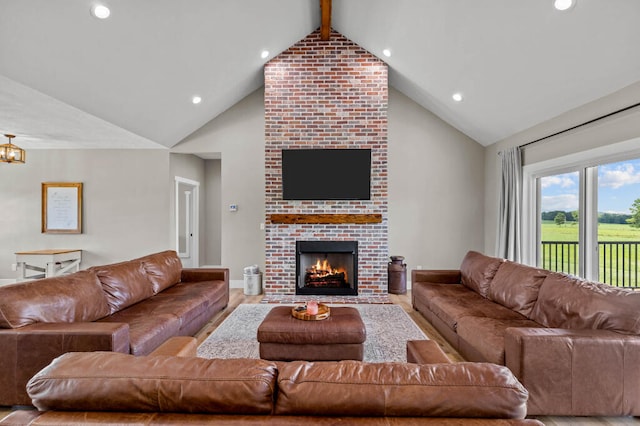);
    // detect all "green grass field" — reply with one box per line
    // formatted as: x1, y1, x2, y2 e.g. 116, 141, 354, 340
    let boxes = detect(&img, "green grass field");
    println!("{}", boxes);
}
540, 221, 640, 287
541, 221, 640, 242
